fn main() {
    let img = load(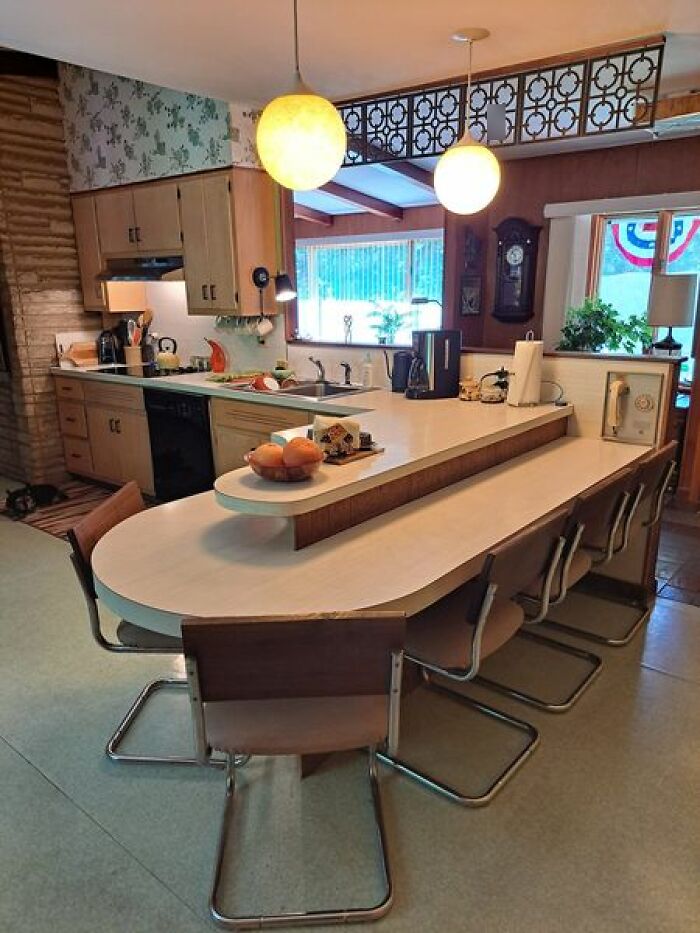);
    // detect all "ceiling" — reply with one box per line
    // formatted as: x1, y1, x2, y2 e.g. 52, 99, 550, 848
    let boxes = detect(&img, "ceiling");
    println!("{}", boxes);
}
2, 0, 700, 105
